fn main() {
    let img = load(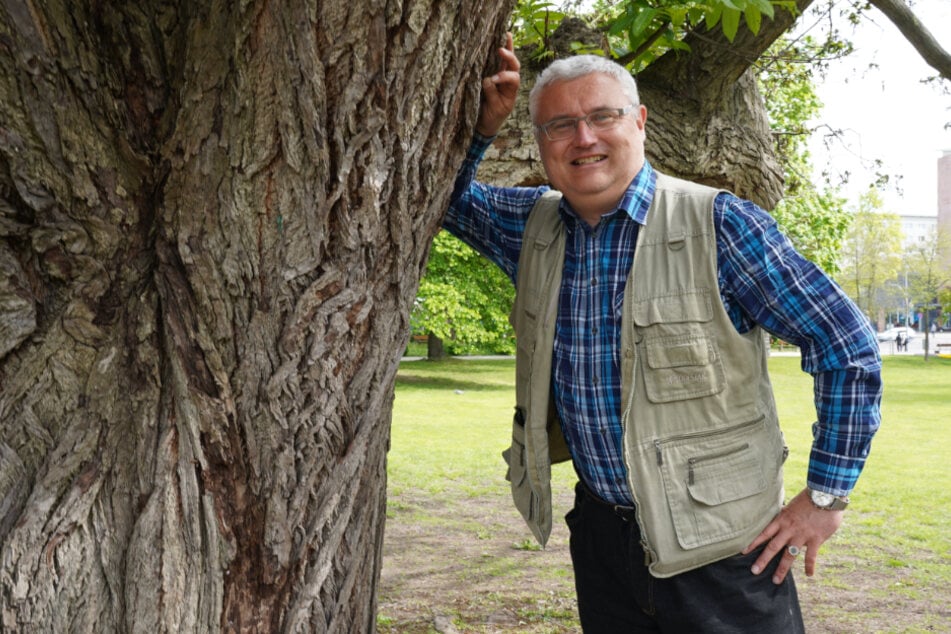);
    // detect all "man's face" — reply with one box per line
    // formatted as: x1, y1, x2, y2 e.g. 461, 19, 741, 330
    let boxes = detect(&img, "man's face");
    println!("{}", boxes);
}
534, 73, 647, 224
